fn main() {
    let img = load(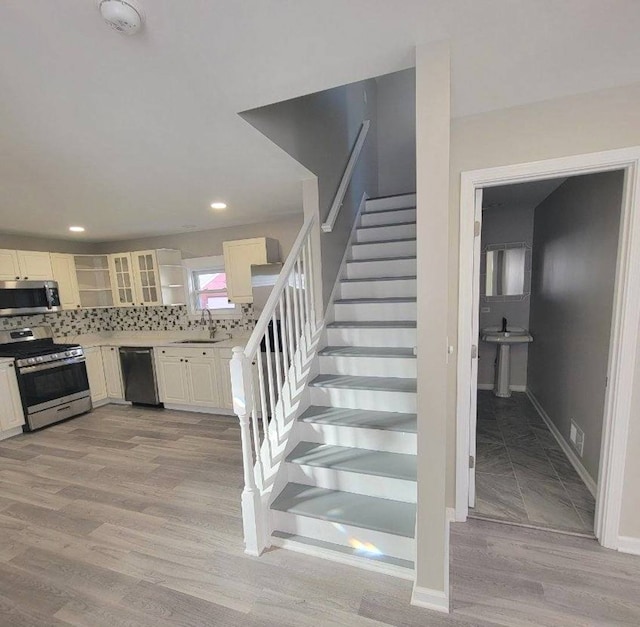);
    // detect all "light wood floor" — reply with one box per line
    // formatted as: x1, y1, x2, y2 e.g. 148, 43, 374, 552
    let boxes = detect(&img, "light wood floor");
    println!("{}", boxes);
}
0, 404, 638, 626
